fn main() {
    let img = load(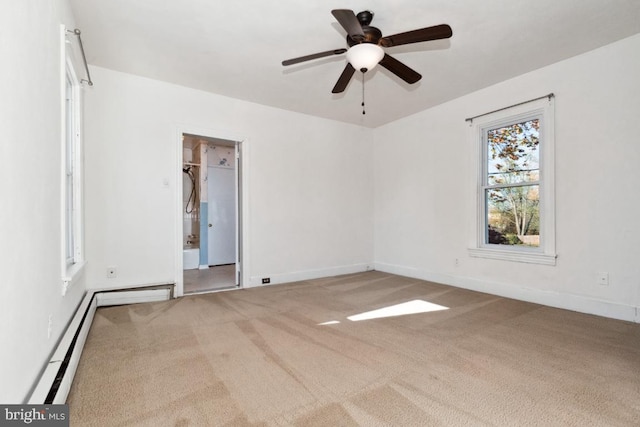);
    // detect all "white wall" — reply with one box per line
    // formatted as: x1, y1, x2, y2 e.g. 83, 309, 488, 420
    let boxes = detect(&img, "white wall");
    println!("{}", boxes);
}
0, 0, 87, 402
83, 66, 374, 290
374, 34, 640, 322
